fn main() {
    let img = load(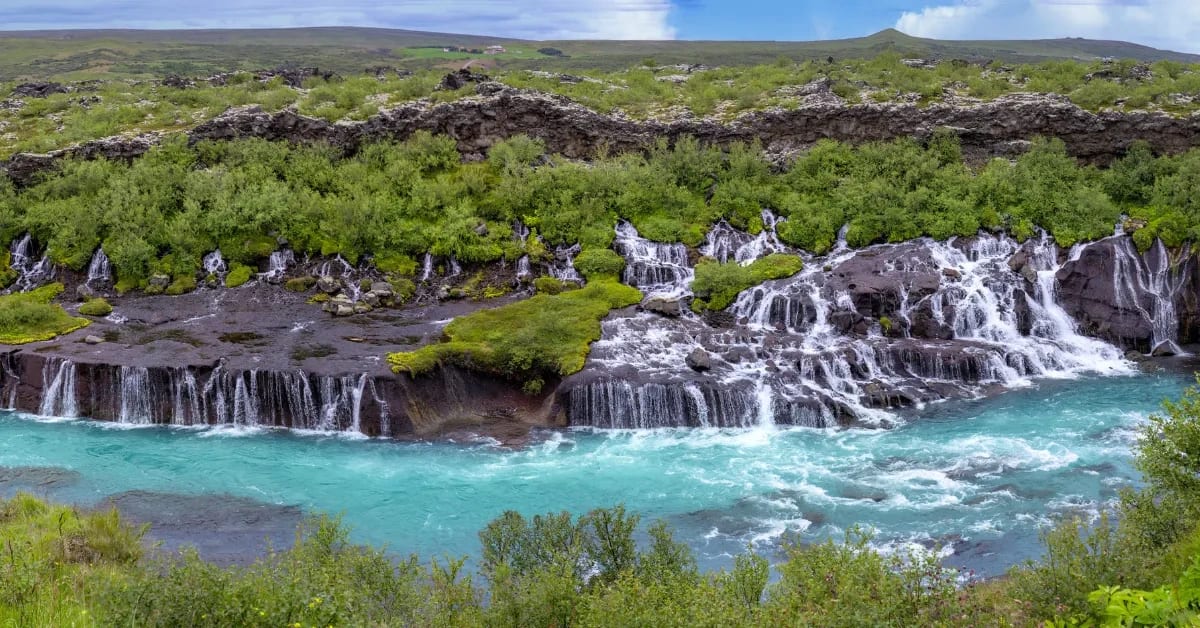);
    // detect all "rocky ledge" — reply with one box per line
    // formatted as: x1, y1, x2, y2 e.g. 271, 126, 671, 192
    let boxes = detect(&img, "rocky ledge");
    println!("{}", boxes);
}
6, 83, 1200, 186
